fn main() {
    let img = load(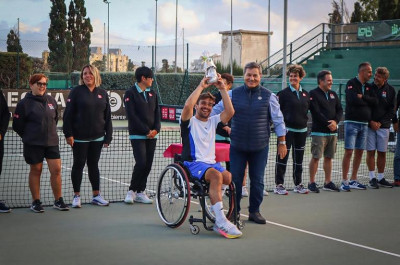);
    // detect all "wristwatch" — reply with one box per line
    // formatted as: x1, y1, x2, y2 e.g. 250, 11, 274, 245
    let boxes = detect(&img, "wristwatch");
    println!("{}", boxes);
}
278, 141, 286, 145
